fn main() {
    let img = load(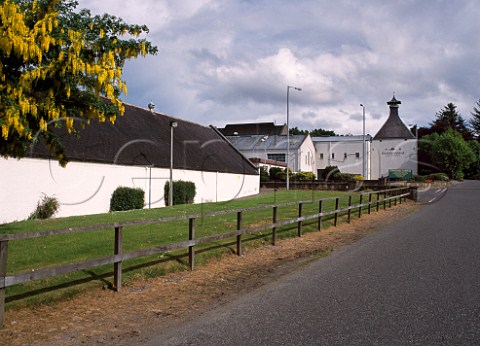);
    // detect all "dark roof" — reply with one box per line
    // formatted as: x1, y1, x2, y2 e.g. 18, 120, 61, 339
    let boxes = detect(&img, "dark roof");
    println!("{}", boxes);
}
30, 102, 258, 175
374, 96, 415, 140
219, 122, 287, 136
